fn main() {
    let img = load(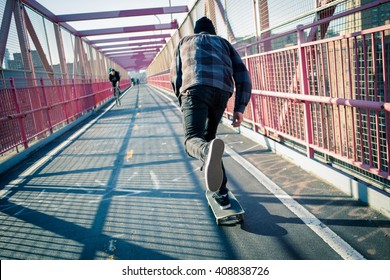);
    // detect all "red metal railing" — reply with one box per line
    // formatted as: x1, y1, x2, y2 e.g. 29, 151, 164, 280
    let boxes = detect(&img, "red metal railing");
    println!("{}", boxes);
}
148, 24, 390, 185
0, 78, 130, 155
148, 71, 171, 91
